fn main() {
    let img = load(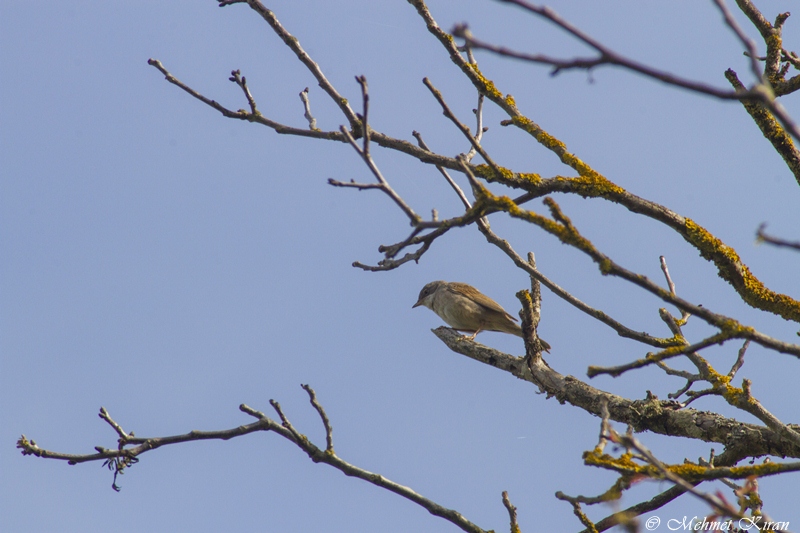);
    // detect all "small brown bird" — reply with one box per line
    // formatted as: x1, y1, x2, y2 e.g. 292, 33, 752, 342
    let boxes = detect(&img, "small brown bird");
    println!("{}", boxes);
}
413, 280, 550, 351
